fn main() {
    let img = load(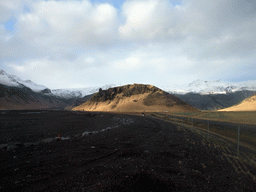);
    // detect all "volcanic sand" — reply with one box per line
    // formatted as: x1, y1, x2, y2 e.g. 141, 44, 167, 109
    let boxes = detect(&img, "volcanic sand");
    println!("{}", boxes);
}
0, 110, 255, 191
